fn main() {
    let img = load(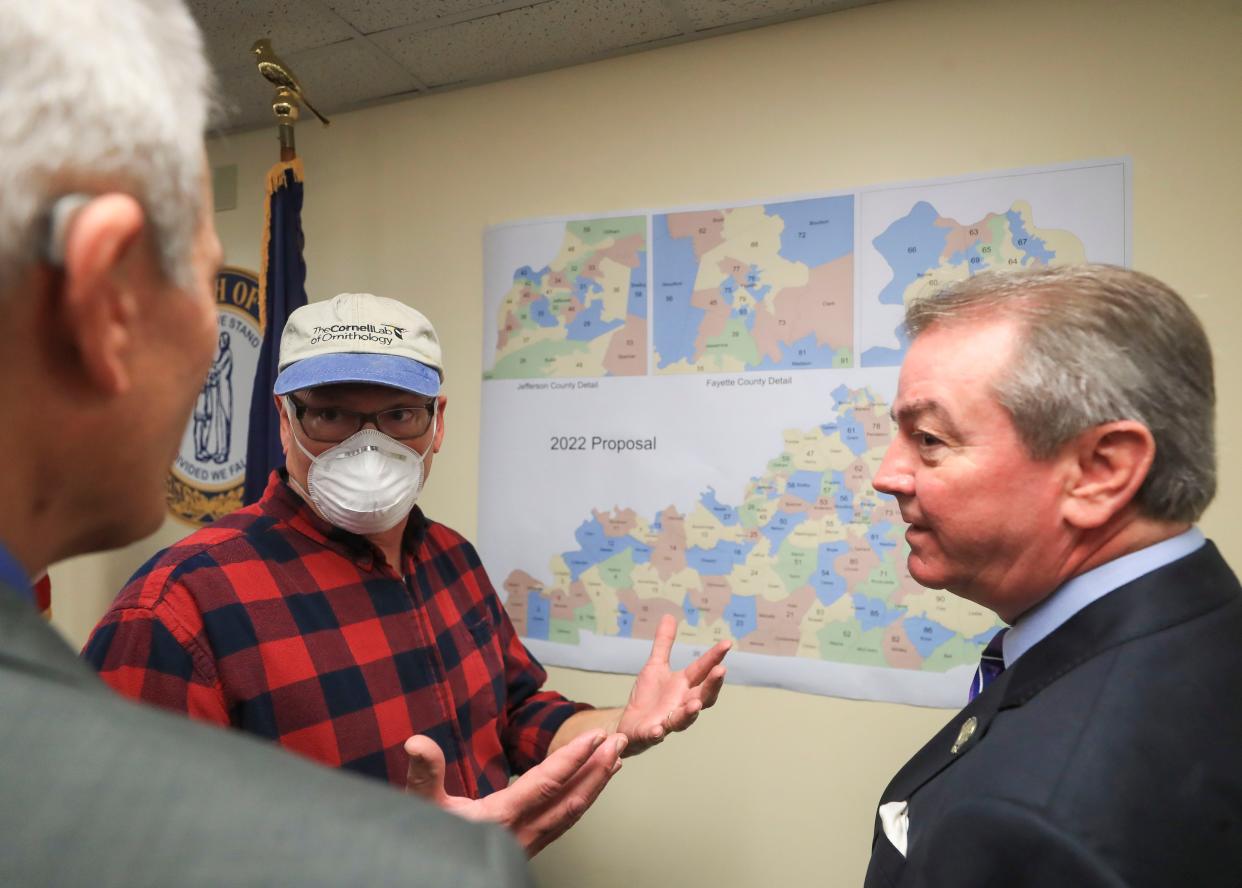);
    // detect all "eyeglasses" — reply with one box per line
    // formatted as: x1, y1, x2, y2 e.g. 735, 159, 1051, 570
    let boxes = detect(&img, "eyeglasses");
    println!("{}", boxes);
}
286, 394, 436, 443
